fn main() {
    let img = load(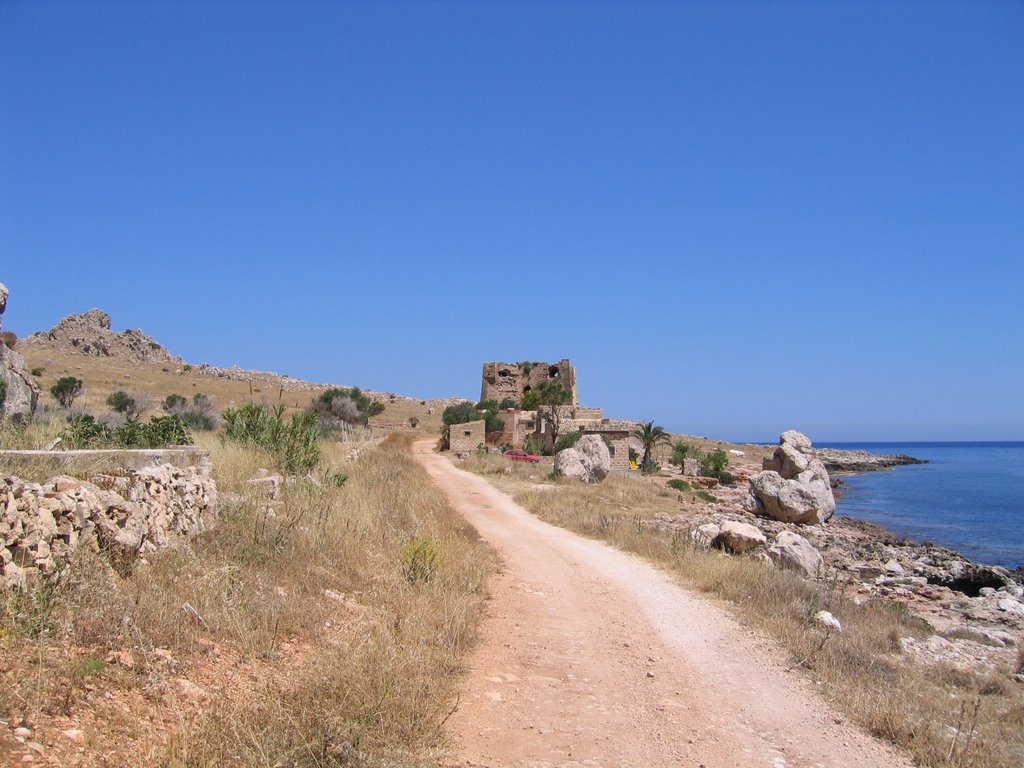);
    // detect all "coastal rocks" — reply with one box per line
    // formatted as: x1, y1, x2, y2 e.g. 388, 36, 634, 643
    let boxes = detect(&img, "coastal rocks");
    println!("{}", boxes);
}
0, 283, 40, 422
768, 531, 823, 576
554, 435, 610, 484
1, 463, 217, 589
813, 447, 926, 472
713, 520, 766, 554
744, 431, 835, 525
